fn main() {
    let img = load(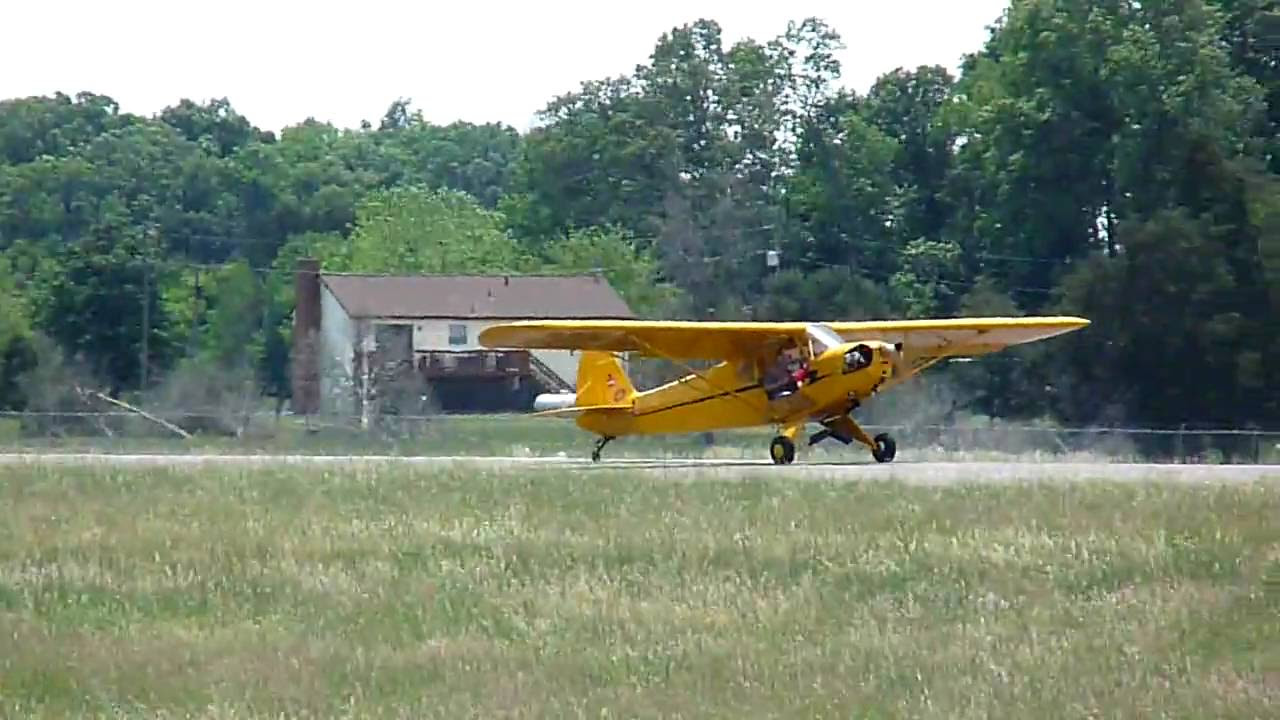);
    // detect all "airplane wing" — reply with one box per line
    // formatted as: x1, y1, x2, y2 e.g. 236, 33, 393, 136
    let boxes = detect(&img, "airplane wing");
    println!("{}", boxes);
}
478, 320, 805, 360
478, 316, 1088, 362
826, 316, 1089, 364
